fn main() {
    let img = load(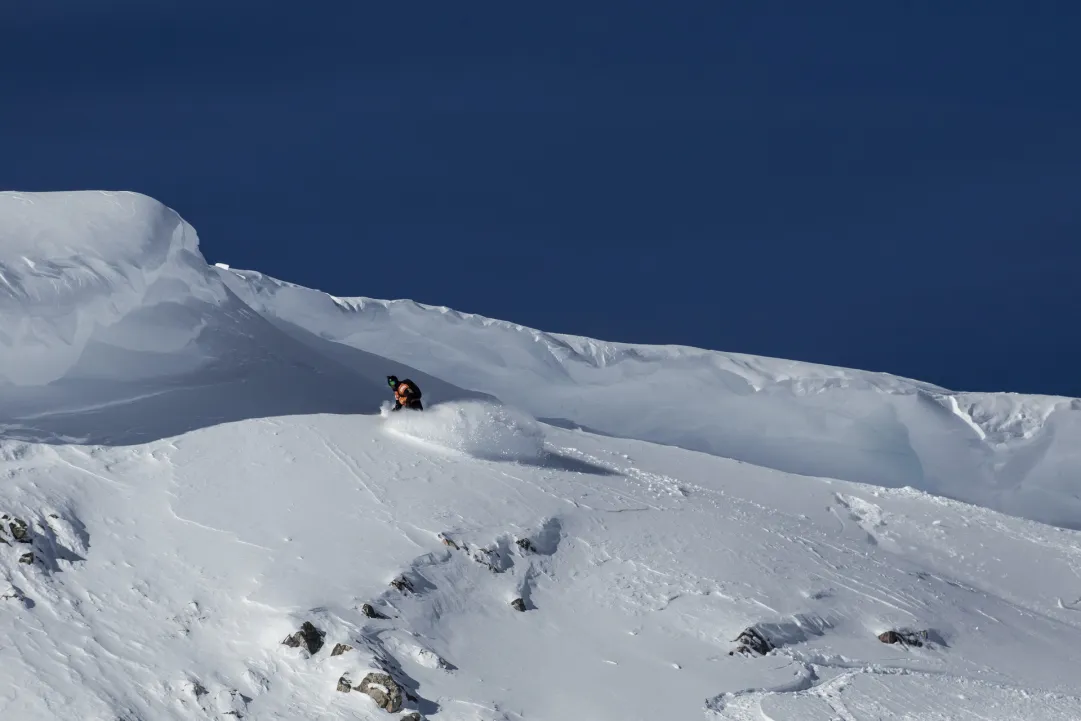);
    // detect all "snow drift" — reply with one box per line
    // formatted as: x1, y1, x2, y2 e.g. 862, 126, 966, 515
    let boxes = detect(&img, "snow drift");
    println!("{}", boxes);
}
0, 191, 480, 444
220, 268, 1081, 529
381, 400, 546, 462
0, 191, 228, 386
2, 189, 1079, 526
